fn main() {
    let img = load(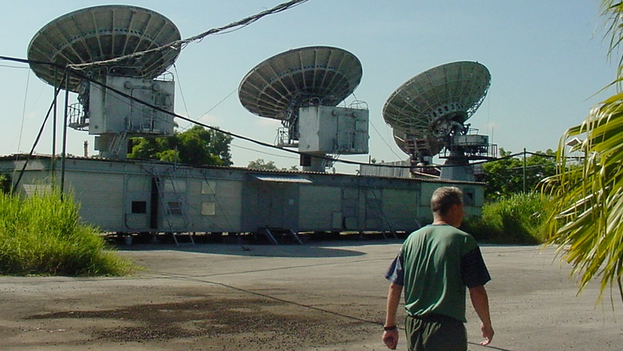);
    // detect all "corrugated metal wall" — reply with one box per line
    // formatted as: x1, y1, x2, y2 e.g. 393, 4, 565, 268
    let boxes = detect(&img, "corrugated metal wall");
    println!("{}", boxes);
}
299, 185, 341, 231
